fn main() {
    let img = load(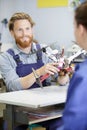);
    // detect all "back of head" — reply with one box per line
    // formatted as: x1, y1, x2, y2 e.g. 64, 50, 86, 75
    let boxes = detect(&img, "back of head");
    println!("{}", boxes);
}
8, 12, 35, 31
75, 1, 87, 29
